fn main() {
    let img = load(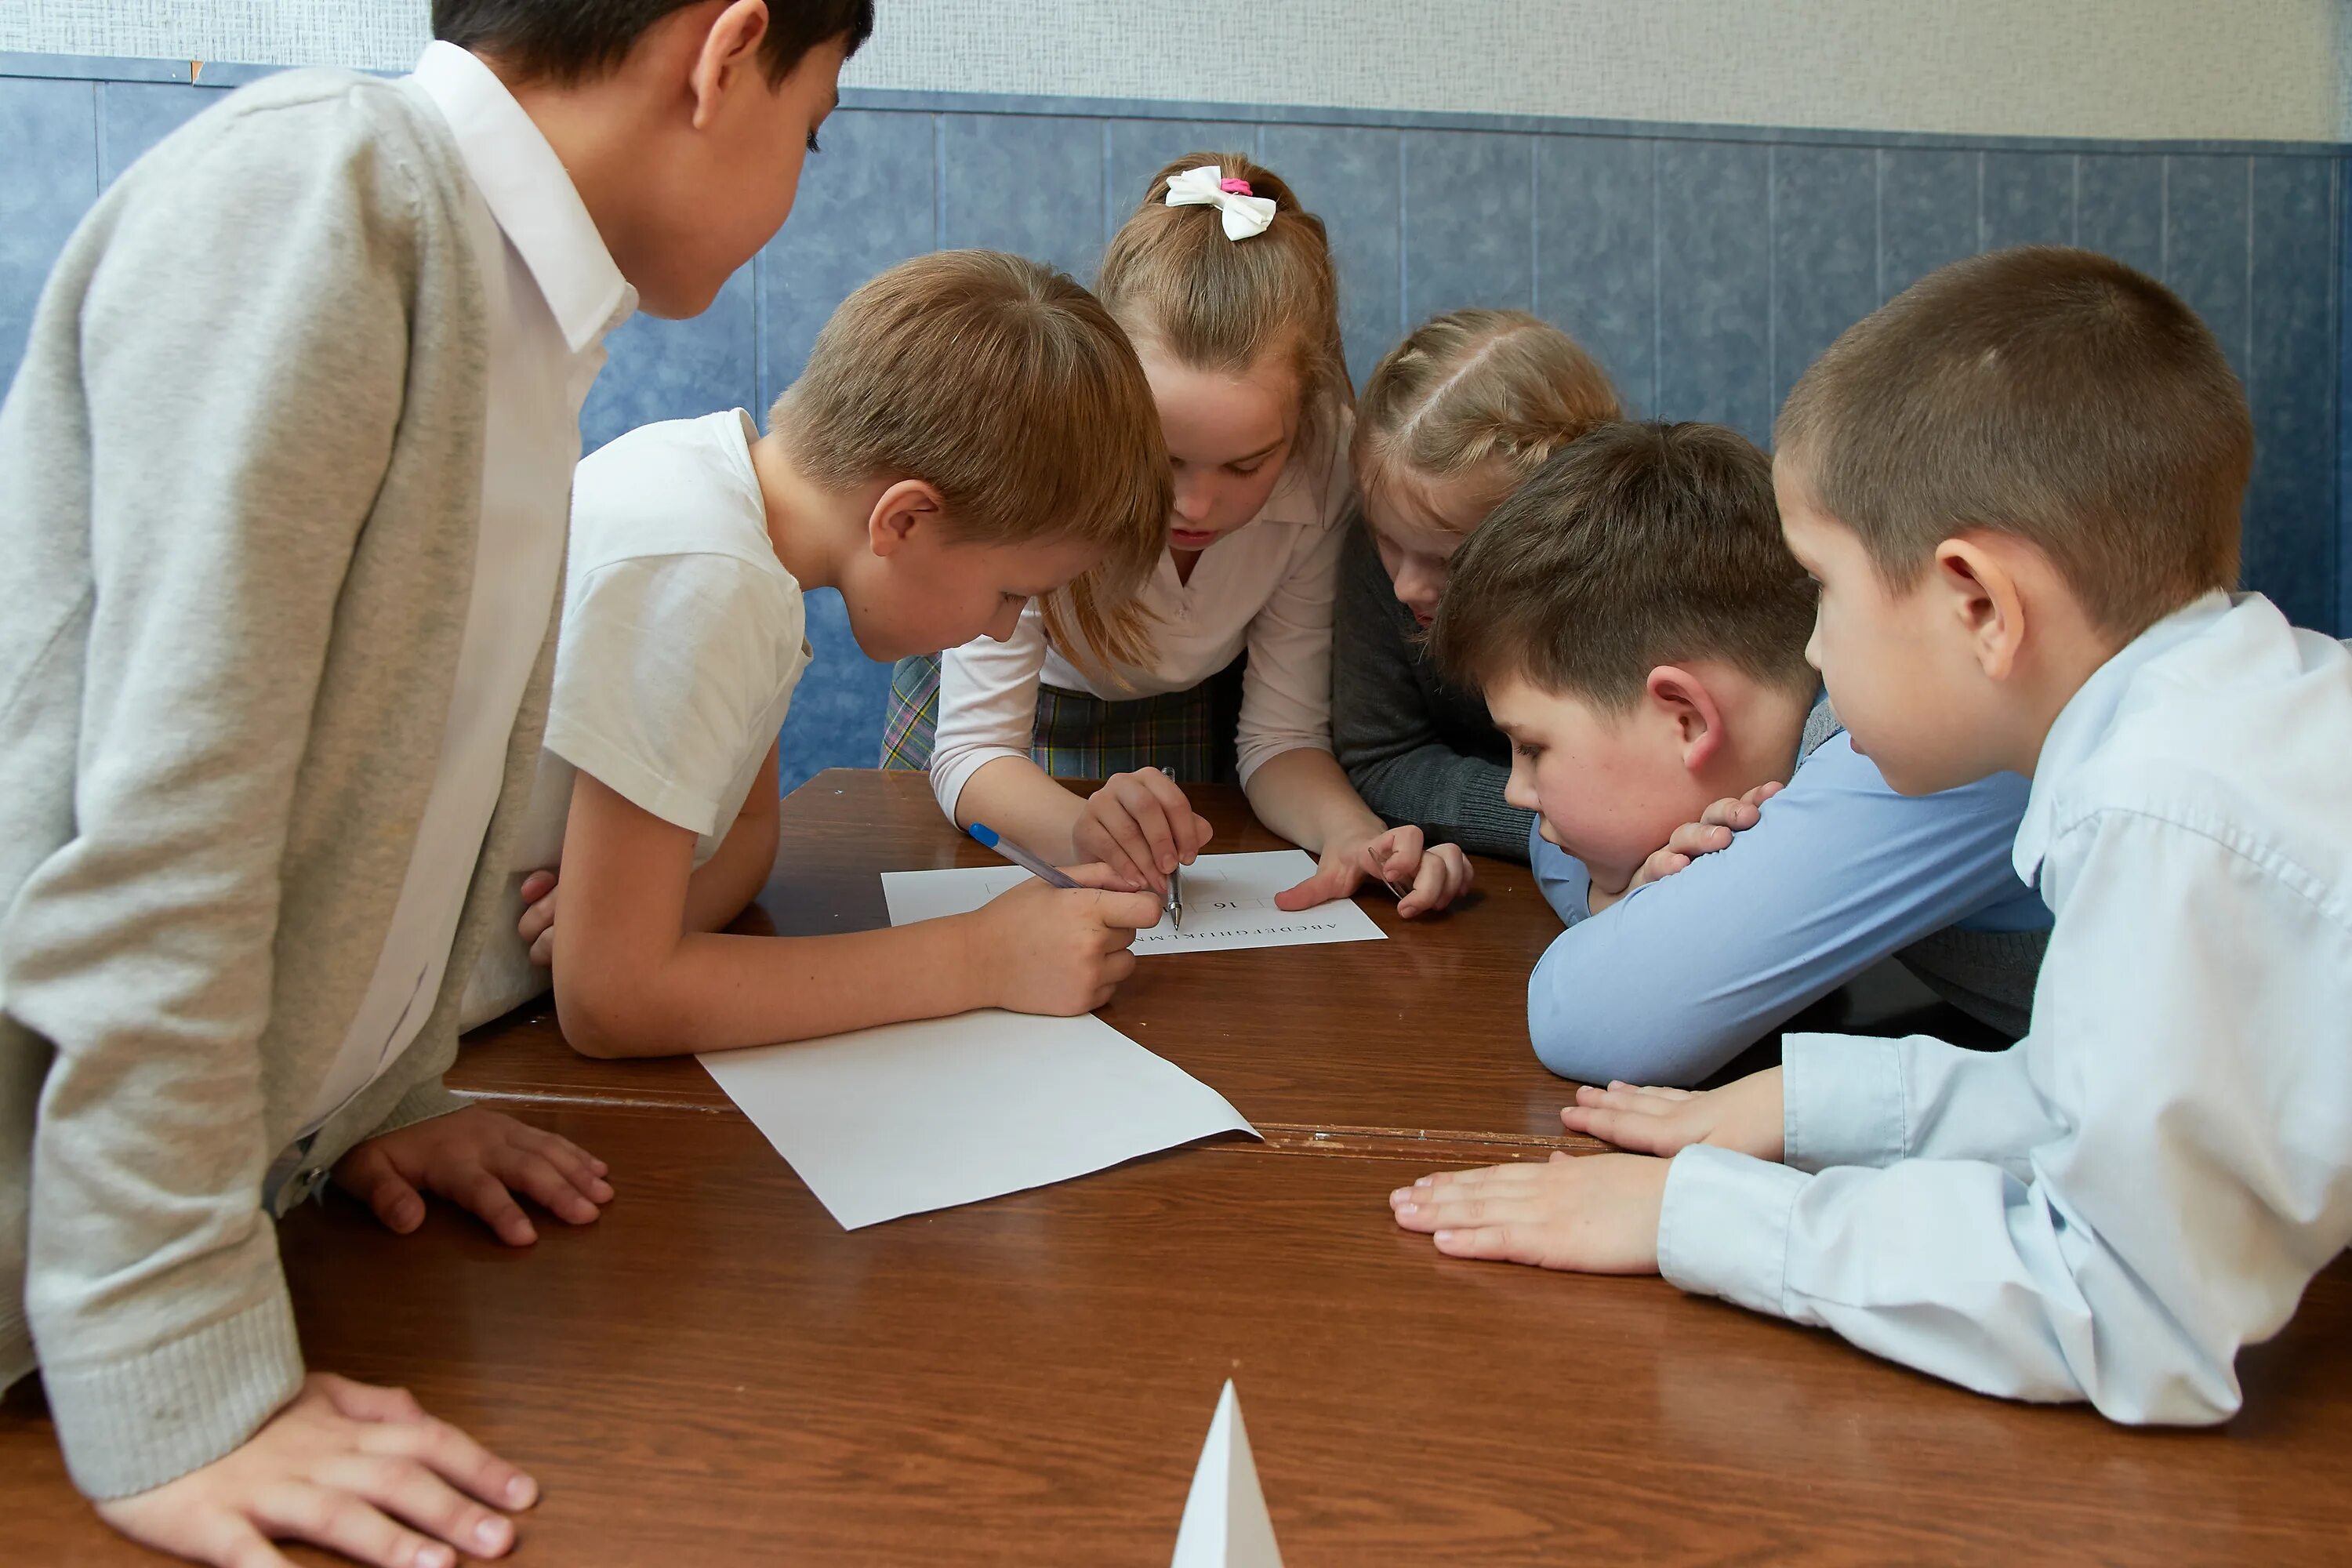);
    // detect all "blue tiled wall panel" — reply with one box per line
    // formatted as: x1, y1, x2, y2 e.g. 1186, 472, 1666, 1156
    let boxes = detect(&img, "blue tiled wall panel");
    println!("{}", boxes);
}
1258, 122, 1399, 388
1534, 135, 1654, 412
1769, 145, 1878, 413
757, 107, 937, 408
1656, 140, 1773, 446
2165, 154, 2254, 379
1878, 147, 1981, 298
2, 67, 2346, 809
2076, 153, 2166, 276
98, 78, 223, 181
939, 113, 1103, 280
2247, 155, 2339, 632
0, 77, 96, 378
1981, 151, 2076, 249
1403, 130, 1535, 323
2342, 159, 2352, 635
